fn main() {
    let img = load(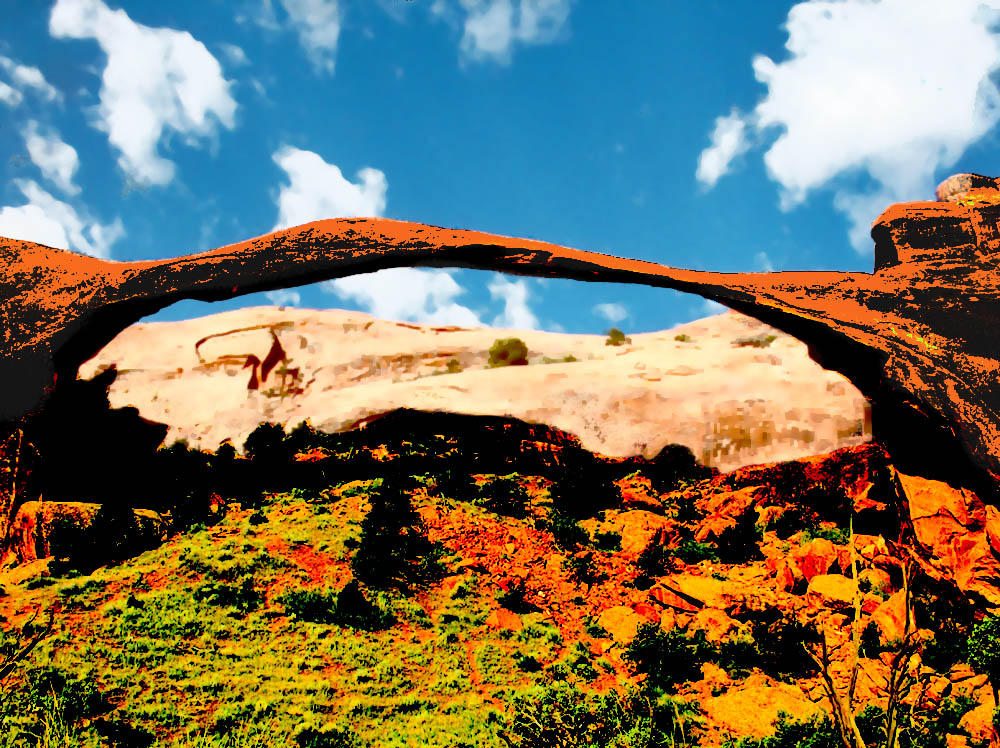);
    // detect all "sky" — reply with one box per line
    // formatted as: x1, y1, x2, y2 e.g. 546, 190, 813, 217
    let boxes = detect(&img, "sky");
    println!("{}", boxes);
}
3, 0, 1000, 334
